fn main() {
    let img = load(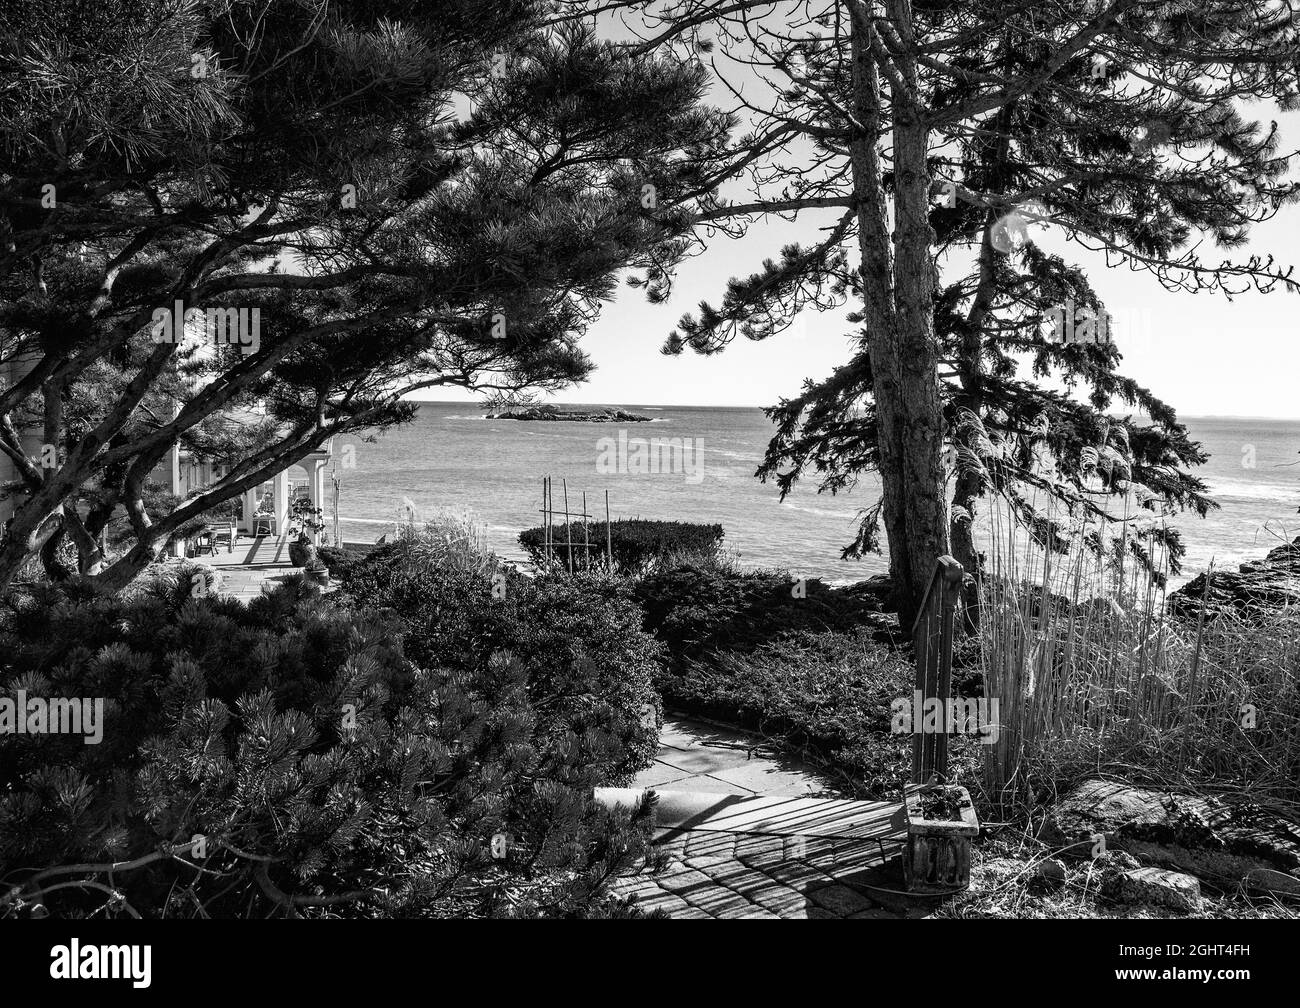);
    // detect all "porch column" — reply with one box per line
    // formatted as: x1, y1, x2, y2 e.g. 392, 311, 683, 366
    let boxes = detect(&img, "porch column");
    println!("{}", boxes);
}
273, 468, 290, 541
240, 488, 256, 535
310, 458, 327, 546
168, 402, 182, 496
